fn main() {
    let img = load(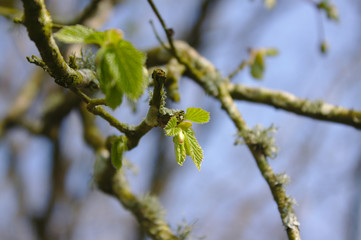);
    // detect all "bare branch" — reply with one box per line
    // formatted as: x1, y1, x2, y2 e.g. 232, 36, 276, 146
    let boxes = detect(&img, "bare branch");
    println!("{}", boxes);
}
228, 83, 361, 129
